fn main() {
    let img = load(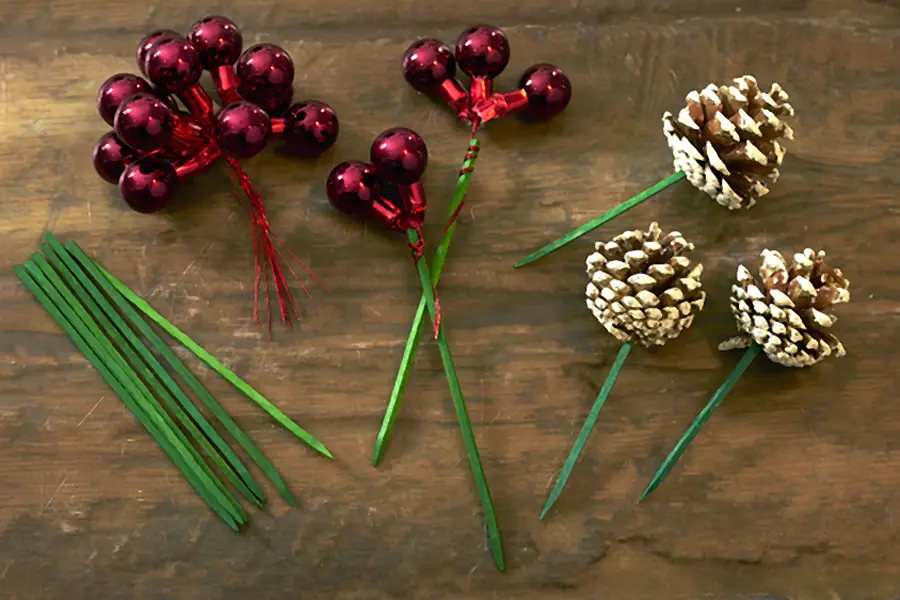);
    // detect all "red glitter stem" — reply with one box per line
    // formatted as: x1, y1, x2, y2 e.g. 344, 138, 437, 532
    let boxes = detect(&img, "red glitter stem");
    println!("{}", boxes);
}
468, 77, 492, 108
212, 66, 242, 105
471, 89, 529, 124
179, 85, 217, 122
224, 155, 323, 336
